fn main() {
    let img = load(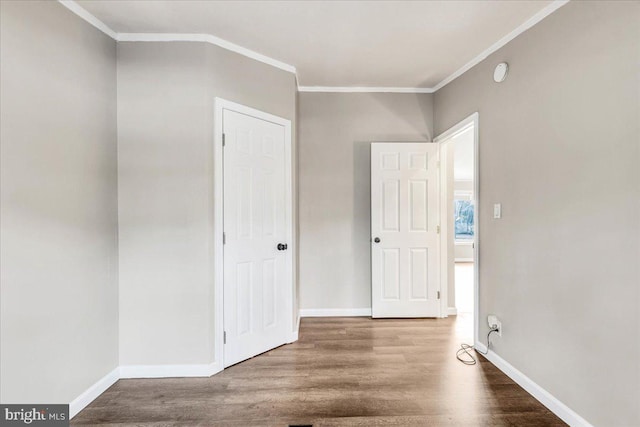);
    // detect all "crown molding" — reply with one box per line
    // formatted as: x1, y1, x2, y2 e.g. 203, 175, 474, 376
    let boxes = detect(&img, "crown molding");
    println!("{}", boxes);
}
117, 33, 296, 74
58, 0, 117, 39
57, 0, 568, 92
432, 0, 569, 91
301, 0, 569, 93
56, 0, 296, 74
298, 86, 434, 94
